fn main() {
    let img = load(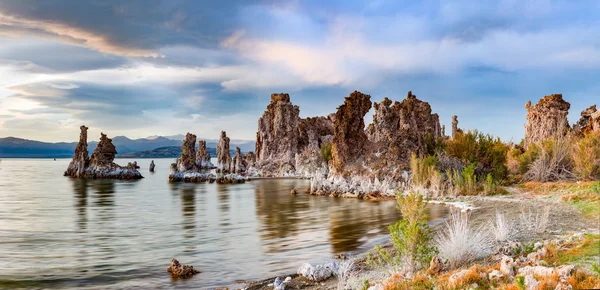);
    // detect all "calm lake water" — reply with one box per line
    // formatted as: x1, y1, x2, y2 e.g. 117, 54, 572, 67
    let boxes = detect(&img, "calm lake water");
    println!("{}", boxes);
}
0, 158, 448, 289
